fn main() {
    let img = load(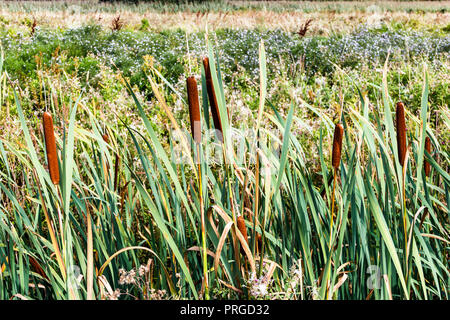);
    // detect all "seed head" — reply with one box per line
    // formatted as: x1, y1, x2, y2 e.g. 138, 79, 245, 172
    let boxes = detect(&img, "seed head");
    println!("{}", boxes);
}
186, 76, 201, 144
237, 215, 248, 255
331, 124, 344, 169
424, 136, 431, 177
